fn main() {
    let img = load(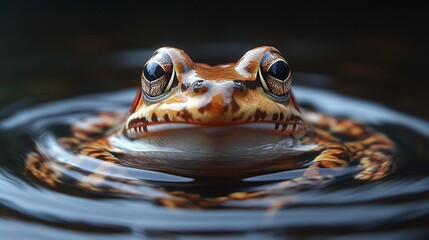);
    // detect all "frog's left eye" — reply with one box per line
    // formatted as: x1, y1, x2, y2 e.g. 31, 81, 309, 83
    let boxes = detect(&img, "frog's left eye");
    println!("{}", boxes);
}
259, 51, 292, 98
141, 52, 176, 98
